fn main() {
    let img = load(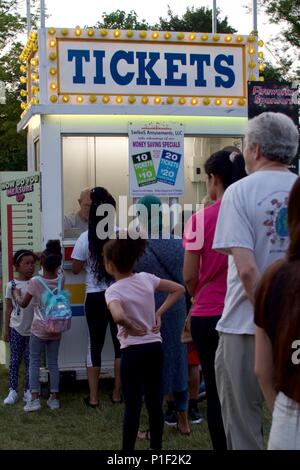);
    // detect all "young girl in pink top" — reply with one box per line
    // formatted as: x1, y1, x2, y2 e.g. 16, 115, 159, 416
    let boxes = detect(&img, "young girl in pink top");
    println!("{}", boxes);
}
104, 235, 184, 451
183, 149, 246, 449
